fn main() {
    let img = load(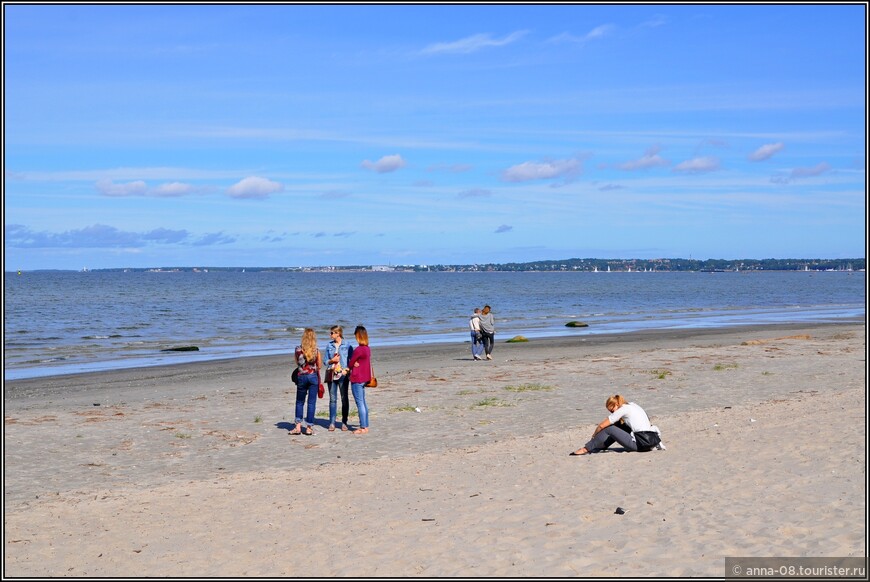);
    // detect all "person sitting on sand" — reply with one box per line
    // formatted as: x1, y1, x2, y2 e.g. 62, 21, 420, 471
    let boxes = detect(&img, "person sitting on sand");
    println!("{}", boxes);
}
570, 394, 661, 455
289, 328, 322, 436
